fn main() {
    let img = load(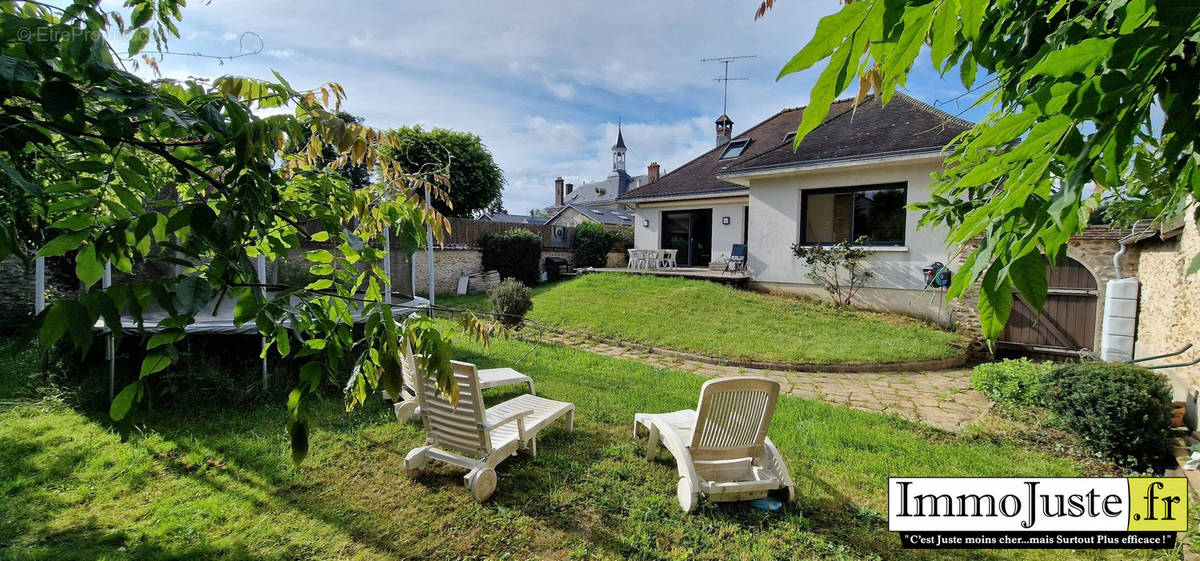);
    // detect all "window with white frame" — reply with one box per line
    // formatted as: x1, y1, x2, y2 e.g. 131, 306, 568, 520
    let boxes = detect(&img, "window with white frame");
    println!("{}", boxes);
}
719, 139, 750, 159
800, 183, 907, 246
